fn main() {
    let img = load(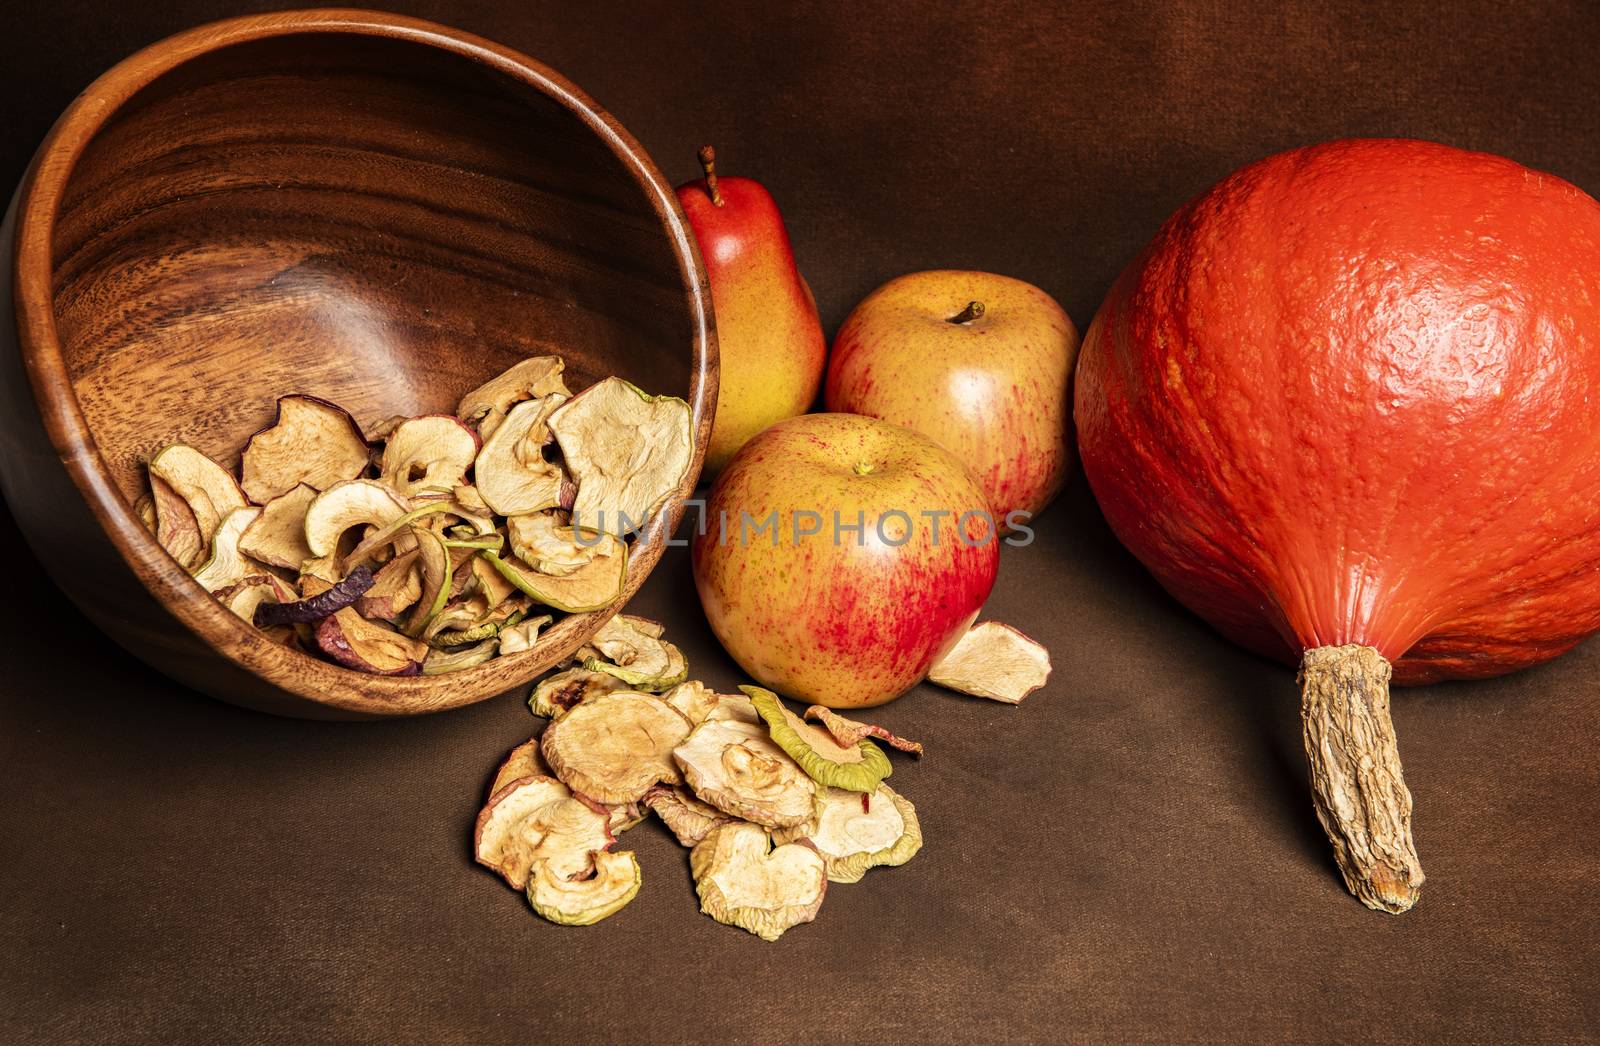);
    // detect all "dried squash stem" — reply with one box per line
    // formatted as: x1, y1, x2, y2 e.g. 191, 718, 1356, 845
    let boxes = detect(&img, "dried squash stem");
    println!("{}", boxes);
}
1298, 644, 1424, 914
